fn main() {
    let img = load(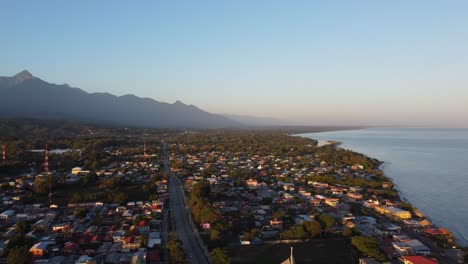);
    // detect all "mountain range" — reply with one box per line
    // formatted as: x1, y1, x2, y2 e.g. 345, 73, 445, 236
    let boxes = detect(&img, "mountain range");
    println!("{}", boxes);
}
0, 71, 241, 128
